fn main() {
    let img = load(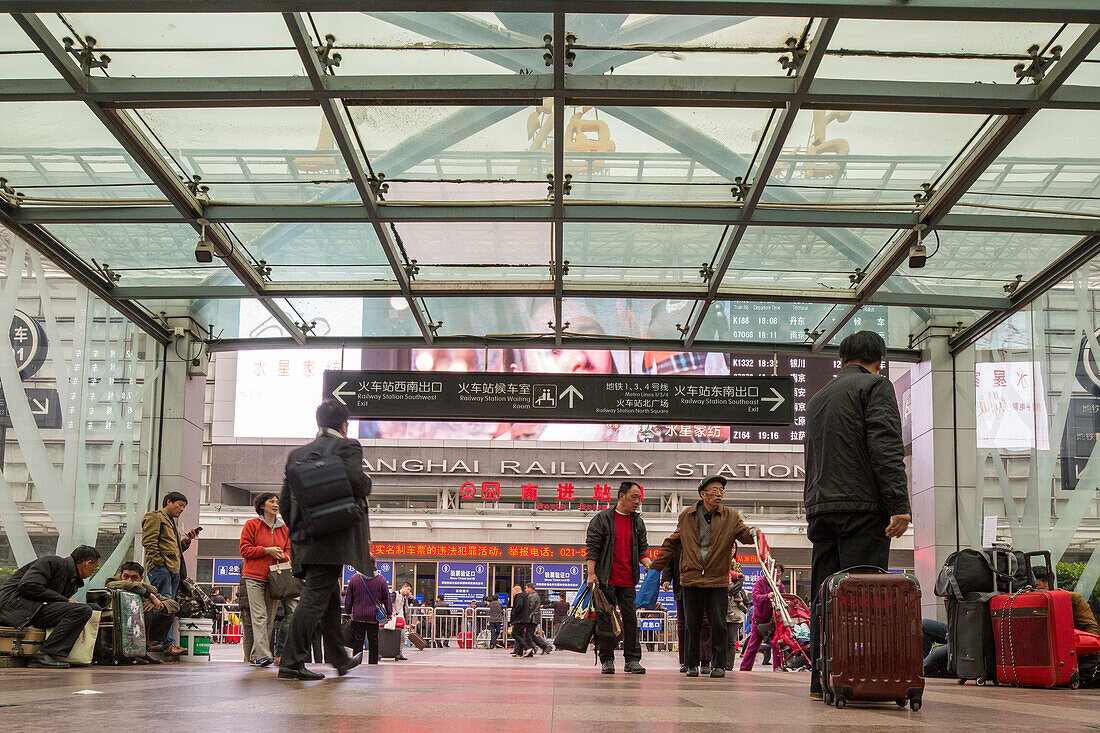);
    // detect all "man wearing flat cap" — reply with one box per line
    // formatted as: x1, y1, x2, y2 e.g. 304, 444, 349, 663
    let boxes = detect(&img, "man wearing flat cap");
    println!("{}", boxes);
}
651, 475, 756, 678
